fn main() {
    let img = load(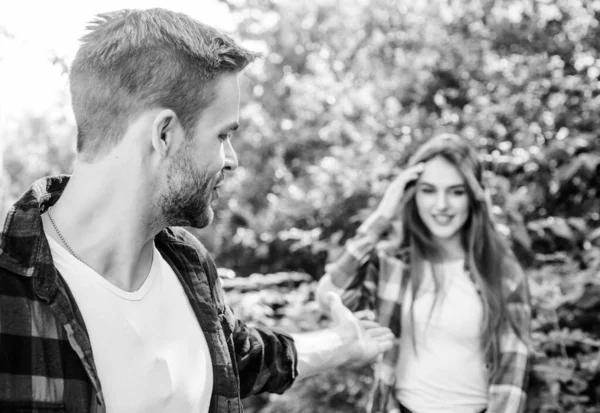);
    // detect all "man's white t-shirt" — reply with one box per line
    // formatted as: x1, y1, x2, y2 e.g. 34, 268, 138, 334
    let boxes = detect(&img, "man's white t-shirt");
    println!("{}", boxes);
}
46, 234, 213, 413
395, 259, 489, 413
